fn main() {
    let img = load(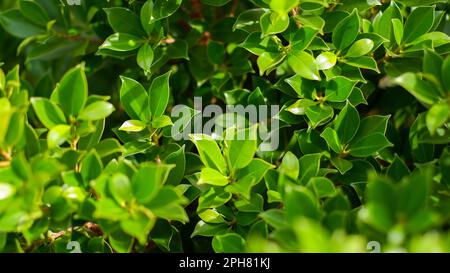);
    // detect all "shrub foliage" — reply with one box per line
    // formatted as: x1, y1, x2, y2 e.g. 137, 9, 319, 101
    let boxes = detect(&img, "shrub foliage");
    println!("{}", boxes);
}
0, 0, 449, 253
